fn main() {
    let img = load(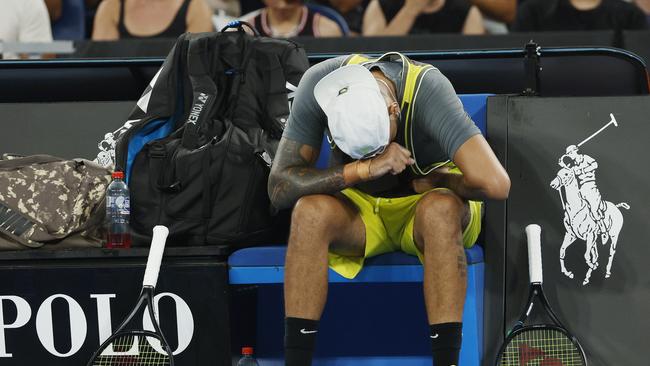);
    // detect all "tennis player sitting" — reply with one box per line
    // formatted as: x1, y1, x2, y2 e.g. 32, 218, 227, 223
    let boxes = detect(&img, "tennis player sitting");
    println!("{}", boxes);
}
268, 52, 510, 366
